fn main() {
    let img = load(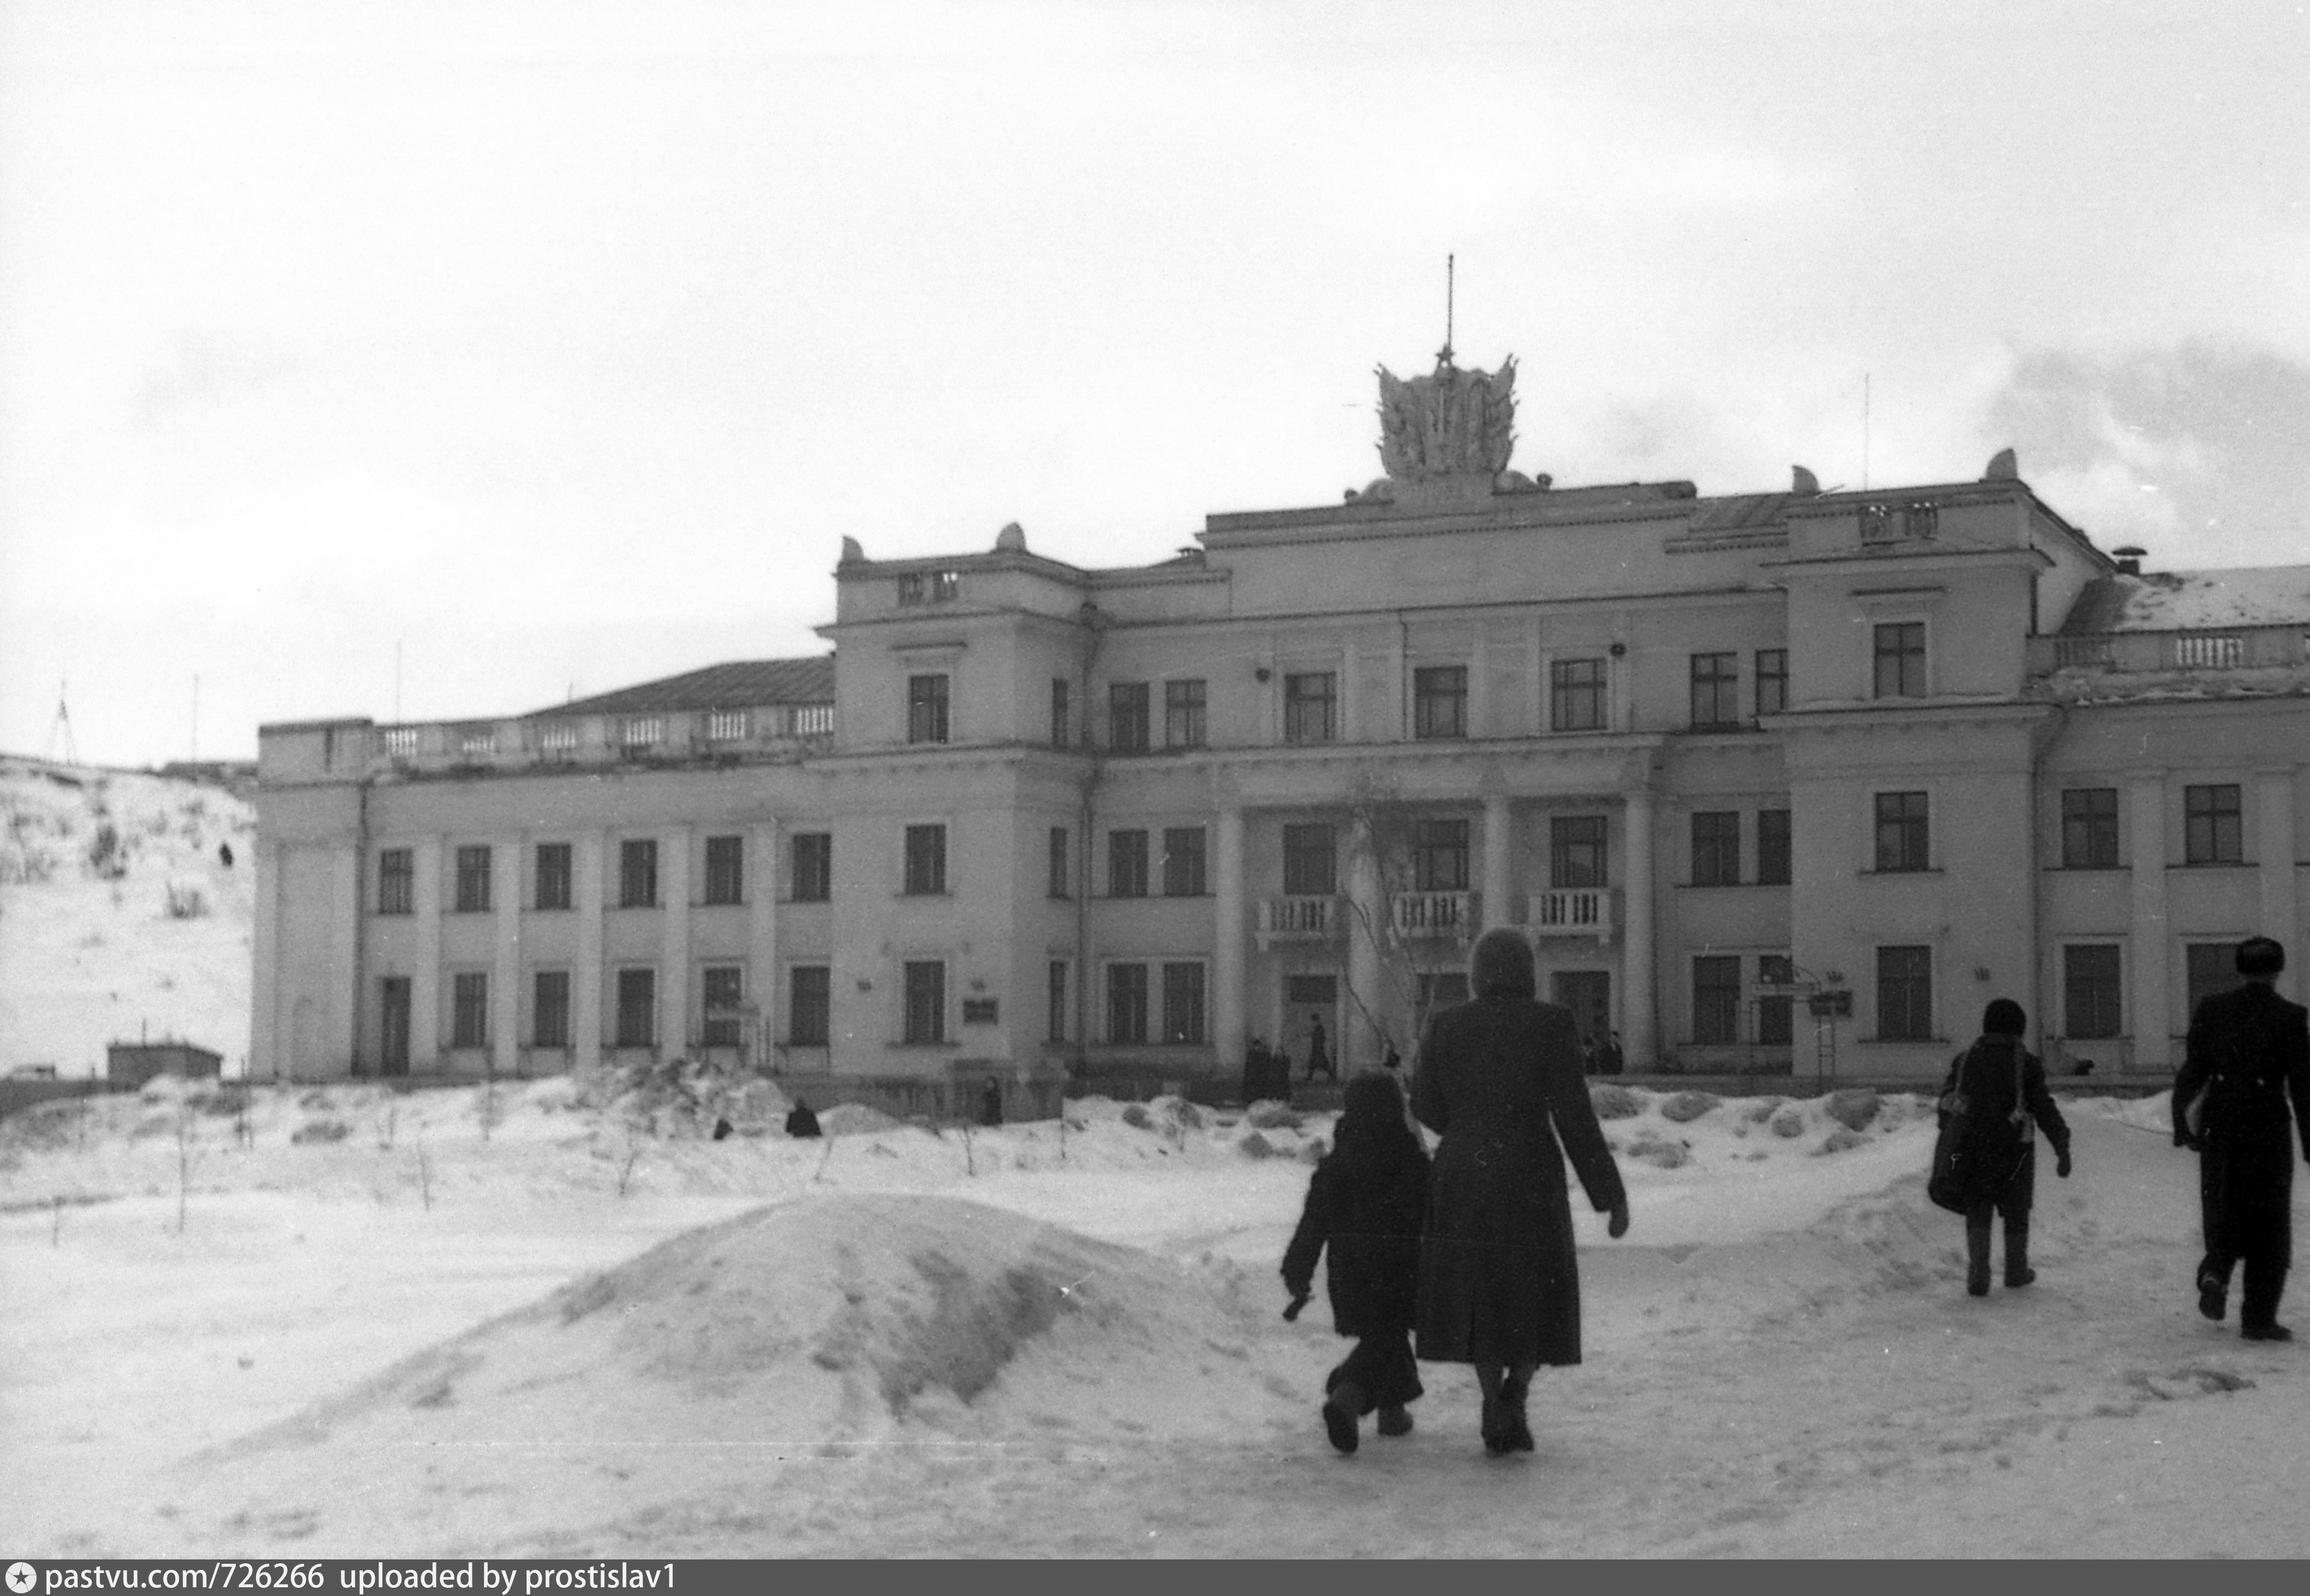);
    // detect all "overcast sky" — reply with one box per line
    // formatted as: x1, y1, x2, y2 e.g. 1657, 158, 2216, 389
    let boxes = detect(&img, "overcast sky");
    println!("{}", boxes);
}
2, 0, 2305, 766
